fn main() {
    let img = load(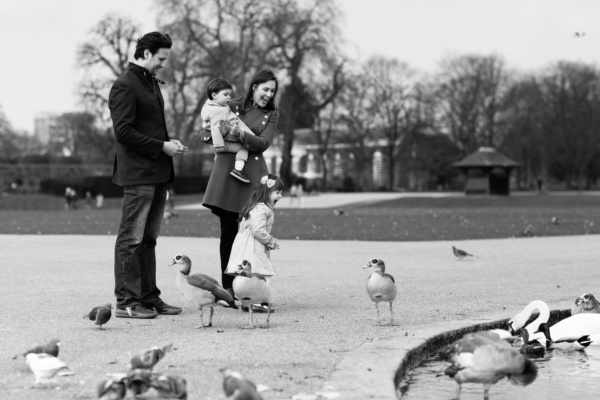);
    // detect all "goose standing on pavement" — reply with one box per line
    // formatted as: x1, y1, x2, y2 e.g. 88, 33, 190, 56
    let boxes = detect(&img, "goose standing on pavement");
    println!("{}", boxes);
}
232, 261, 271, 329
169, 254, 236, 328
364, 258, 397, 325
571, 293, 600, 315
507, 300, 550, 335
443, 331, 538, 400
